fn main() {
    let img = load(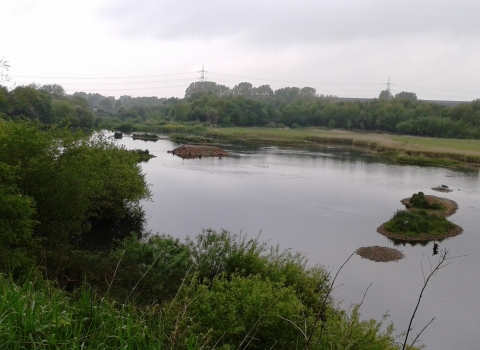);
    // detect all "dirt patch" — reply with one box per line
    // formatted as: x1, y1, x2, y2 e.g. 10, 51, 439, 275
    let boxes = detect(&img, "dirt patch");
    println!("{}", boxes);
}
377, 223, 463, 241
356, 246, 404, 262
168, 145, 229, 159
